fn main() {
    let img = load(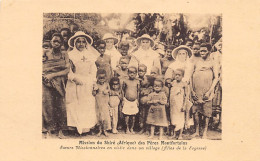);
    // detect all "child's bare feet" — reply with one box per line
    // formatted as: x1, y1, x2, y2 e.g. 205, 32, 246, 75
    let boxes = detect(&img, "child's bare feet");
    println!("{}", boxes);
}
97, 131, 102, 137
58, 130, 65, 139
126, 128, 130, 134
130, 128, 135, 134
178, 135, 183, 140
88, 131, 94, 135
112, 129, 118, 134
139, 129, 144, 134
46, 131, 52, 138
148, 135, 154, 139
117, 125, 123, 130
191, 131, 200, 138
168, 135, 176, 140
42, 132, 49, 139
201, 132, 207, 139
172, 133, 176, 139
103, 130, 109, 137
